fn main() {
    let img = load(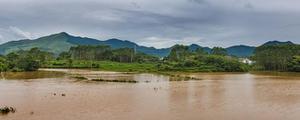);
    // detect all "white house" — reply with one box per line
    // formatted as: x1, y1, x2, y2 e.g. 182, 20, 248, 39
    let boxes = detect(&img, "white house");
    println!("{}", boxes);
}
239, 58, 254, 65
